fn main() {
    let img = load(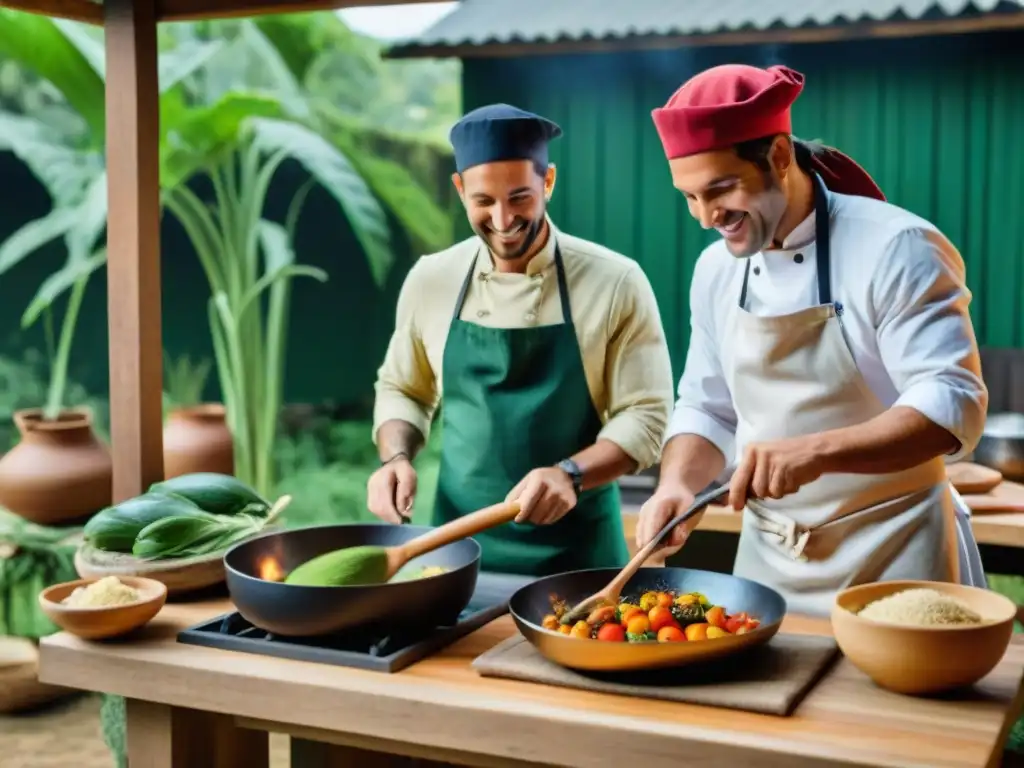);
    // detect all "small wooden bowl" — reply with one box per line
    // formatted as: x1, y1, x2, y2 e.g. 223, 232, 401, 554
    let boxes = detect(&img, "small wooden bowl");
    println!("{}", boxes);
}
831, 580, 1016, 695
38, 576, 168, 640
